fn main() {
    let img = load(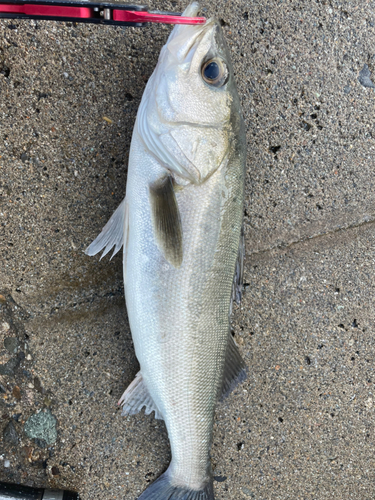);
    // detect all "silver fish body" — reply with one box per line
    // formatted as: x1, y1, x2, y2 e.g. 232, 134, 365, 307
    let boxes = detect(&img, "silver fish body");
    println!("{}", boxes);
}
86, 4, 247, 499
